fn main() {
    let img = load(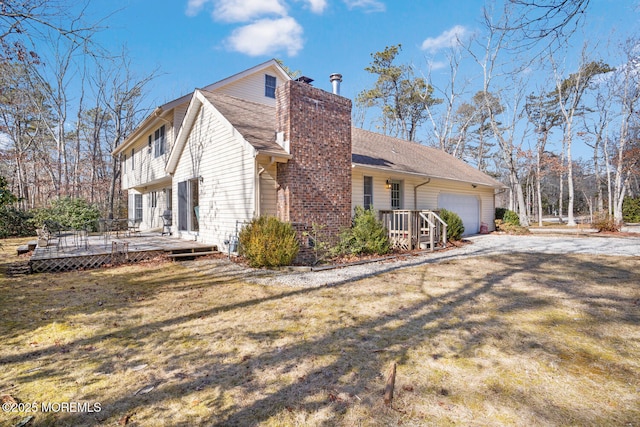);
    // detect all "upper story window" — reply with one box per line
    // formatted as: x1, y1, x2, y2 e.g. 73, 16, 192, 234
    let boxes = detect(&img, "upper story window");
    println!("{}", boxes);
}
265, 74, 276, 98
131, 148, 135, 170
154, 125, 166, 158
122, 153, 126, 173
